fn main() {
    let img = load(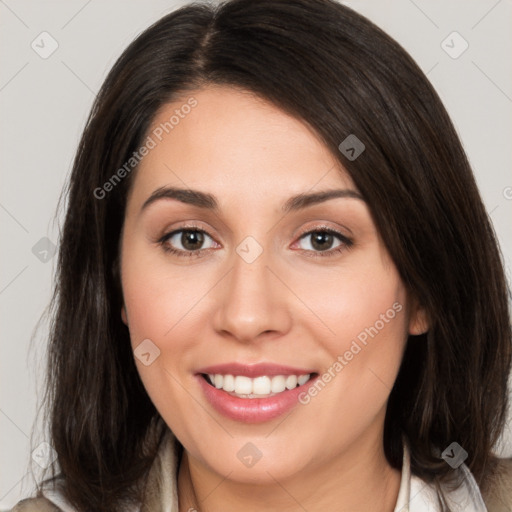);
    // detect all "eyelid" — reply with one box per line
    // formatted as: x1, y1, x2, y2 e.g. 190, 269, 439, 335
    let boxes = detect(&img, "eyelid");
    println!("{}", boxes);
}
294, 222, 352, 240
